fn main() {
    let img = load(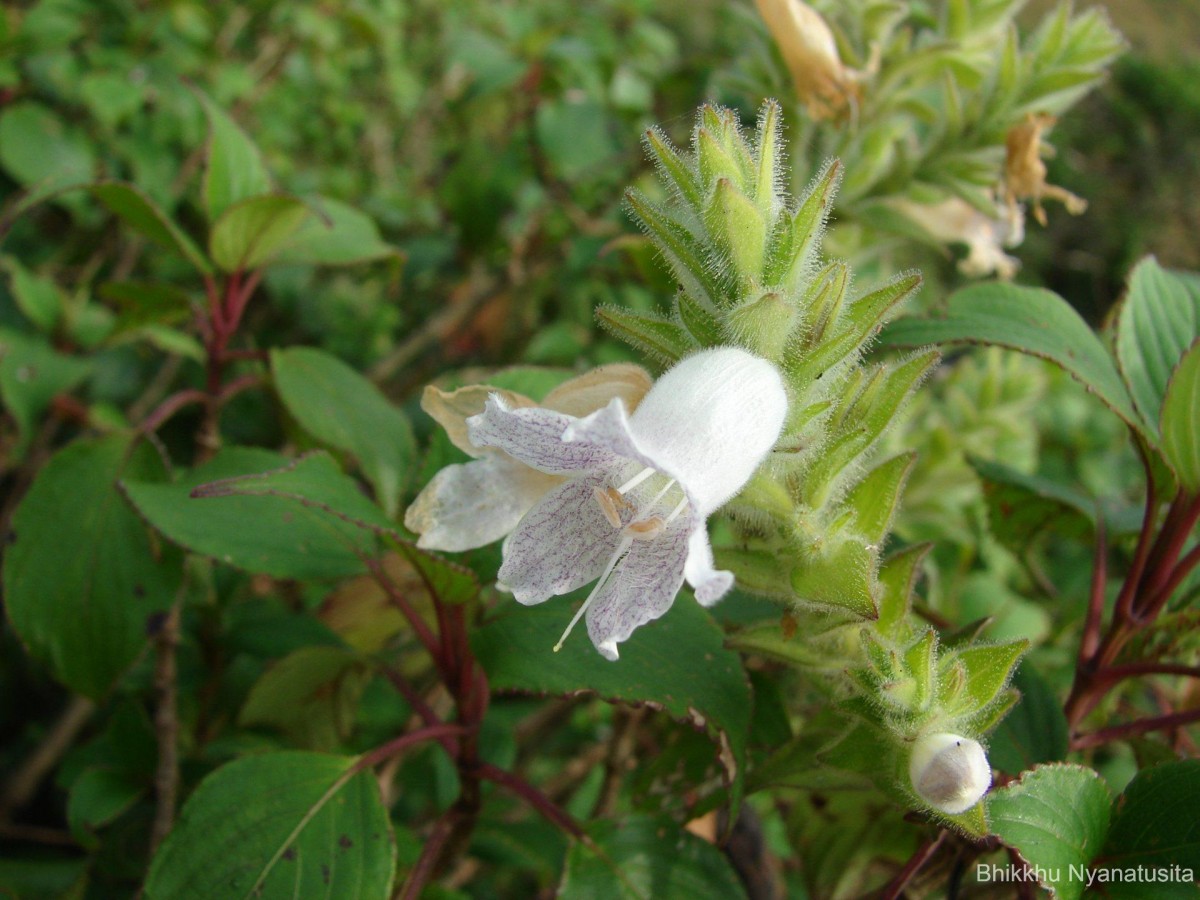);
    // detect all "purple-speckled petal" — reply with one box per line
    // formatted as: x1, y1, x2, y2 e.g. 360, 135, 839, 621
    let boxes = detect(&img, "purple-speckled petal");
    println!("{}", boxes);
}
468, 395, 622, 475
584, 519, 691, 660
684, 524, 734, 607
498, 474, 624, 604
